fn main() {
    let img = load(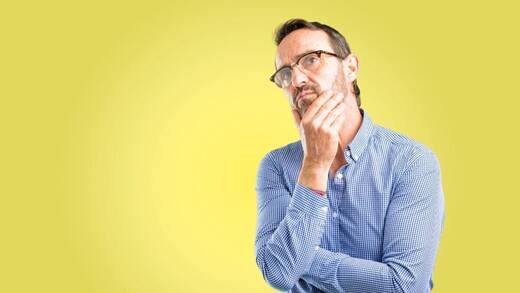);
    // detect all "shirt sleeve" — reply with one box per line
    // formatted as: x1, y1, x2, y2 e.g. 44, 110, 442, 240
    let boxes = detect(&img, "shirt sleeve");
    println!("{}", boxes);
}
301, 150, 445, 293
254, 152, 330, 291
